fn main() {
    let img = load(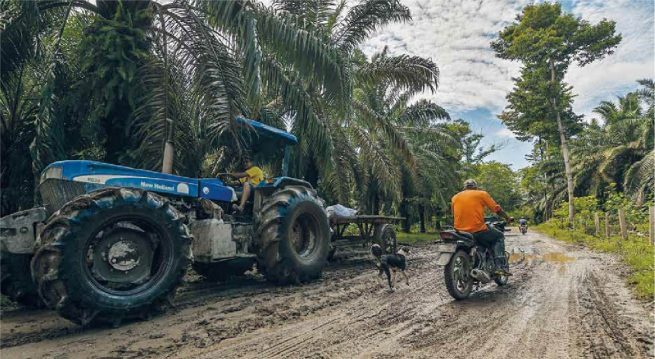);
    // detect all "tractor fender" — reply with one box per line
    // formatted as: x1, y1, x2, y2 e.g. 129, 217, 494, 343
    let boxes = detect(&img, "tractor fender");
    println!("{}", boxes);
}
0, 207, 47, 254
270, 177, 313, 189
